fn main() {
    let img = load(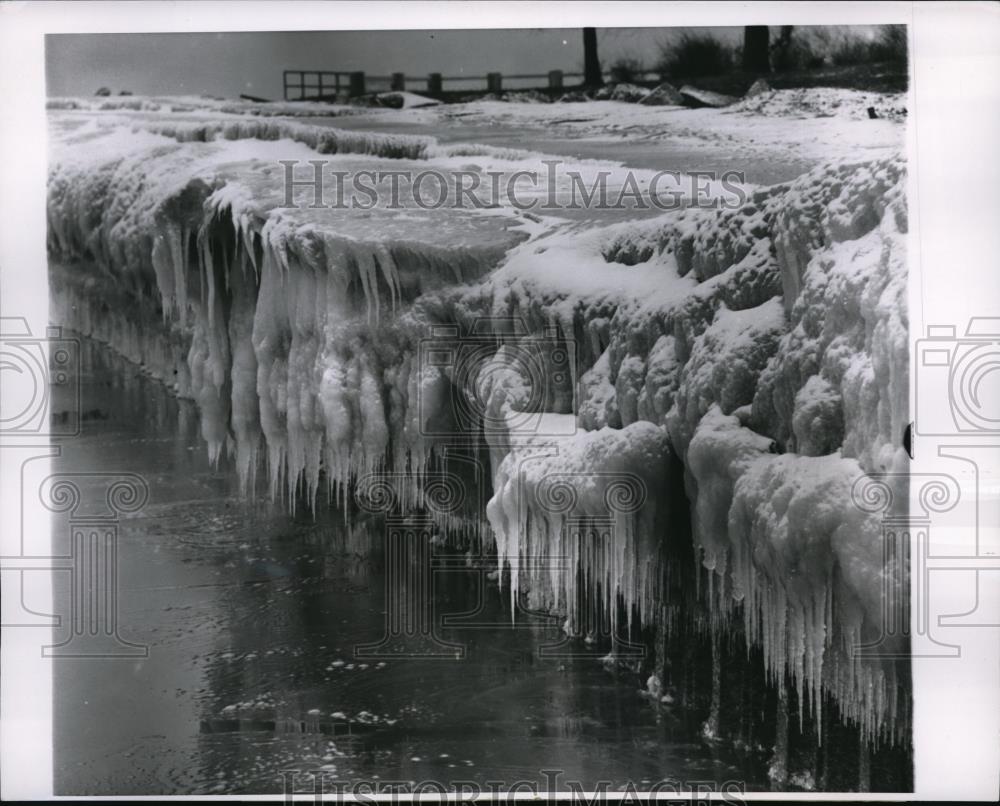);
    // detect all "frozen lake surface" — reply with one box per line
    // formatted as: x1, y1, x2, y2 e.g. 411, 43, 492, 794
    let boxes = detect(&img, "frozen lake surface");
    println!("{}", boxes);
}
312, 115, 817, 186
